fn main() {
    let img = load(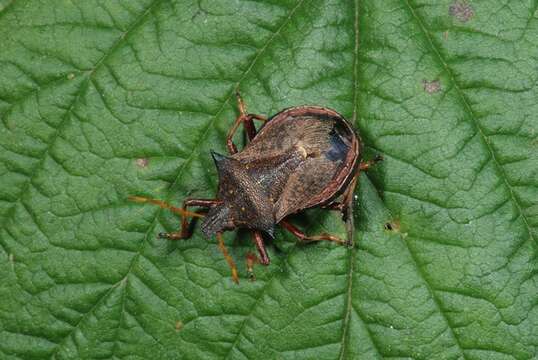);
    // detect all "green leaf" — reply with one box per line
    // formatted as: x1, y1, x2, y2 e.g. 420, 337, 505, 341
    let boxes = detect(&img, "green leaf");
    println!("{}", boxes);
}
1, 0, 537, 359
